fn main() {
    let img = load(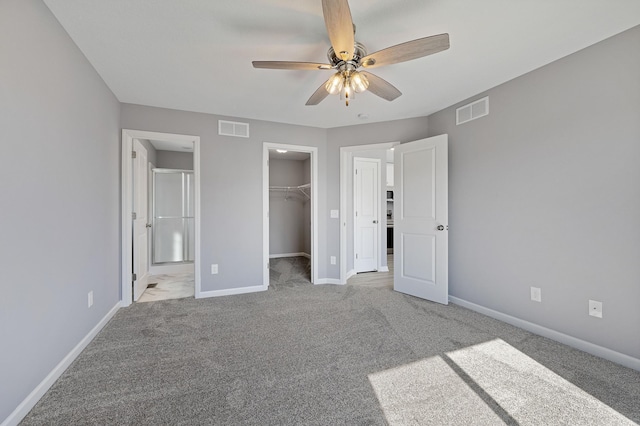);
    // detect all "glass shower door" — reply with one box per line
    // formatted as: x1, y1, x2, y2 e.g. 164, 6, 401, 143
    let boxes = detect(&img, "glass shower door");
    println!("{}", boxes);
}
152, 169, 195, 264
